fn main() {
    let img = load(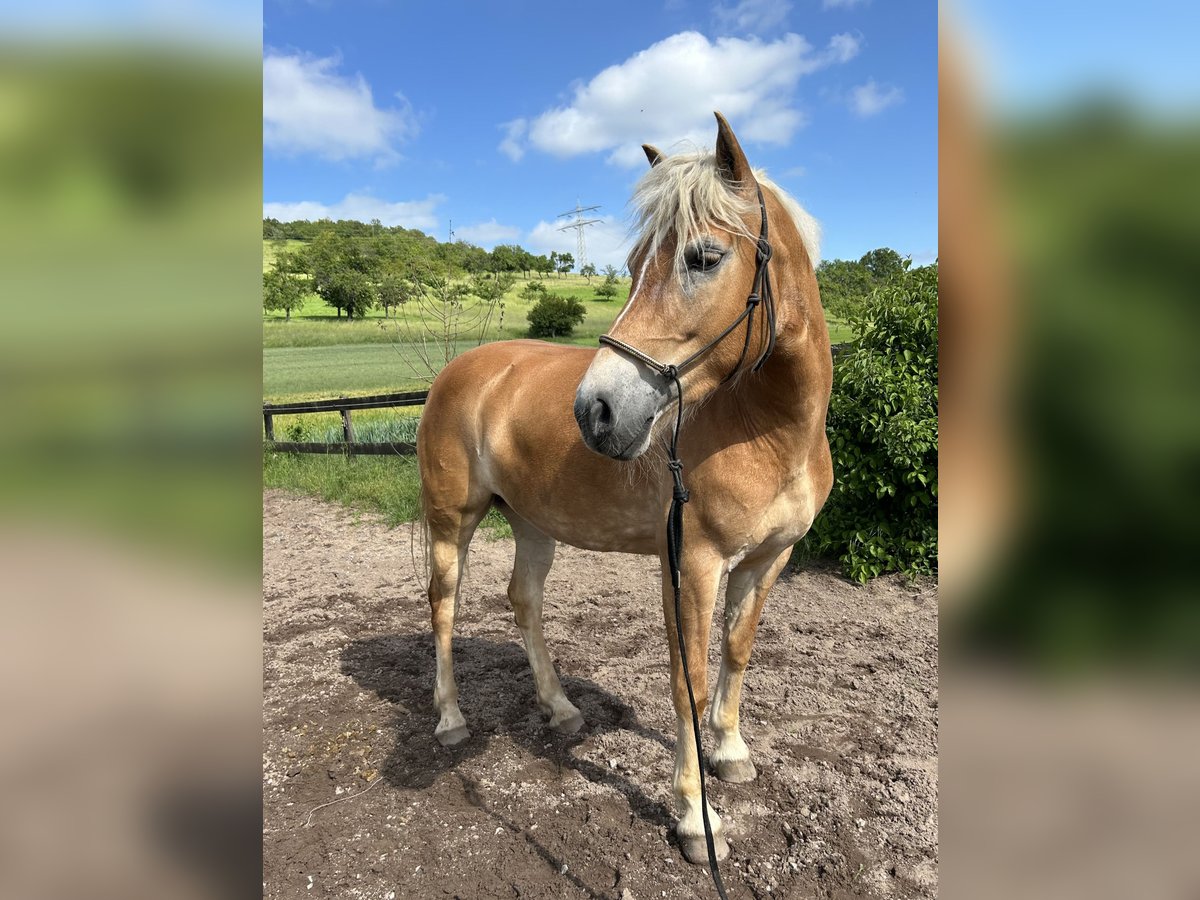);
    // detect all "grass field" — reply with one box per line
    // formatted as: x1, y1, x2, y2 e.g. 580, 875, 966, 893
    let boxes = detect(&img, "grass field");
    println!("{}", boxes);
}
263, 241, 852, 402
262, 289, 630, 348
265, 342, 464, 398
